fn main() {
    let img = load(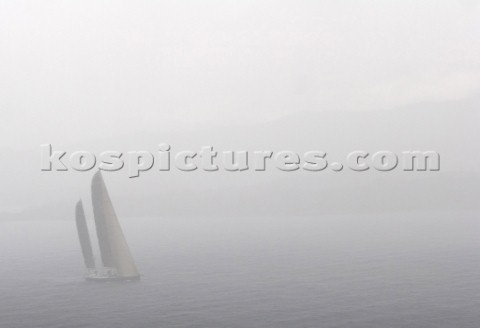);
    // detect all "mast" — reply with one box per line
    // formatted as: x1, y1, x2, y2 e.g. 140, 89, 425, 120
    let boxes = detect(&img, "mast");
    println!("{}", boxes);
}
75, 200, 96, 271
91, 171, 139, 278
